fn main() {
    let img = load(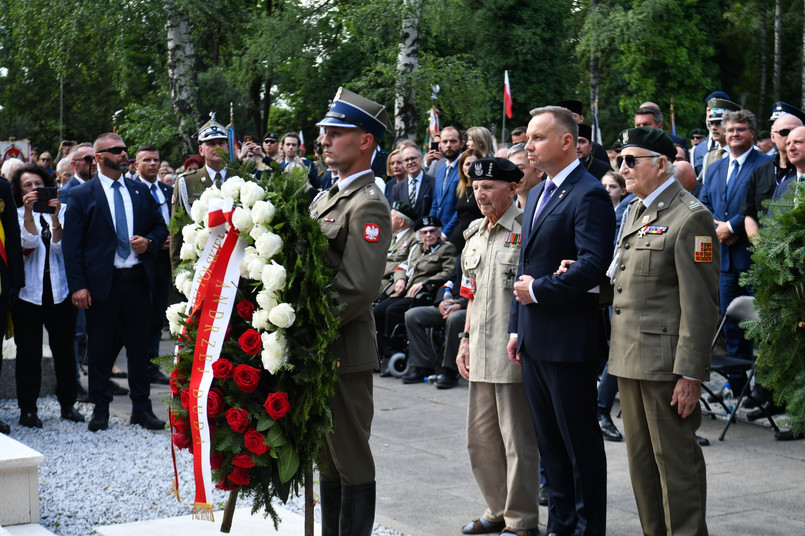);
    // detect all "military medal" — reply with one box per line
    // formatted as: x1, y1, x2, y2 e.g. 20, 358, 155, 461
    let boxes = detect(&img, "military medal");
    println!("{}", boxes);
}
503, 232, 521, 248
637, 225, 667, 239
